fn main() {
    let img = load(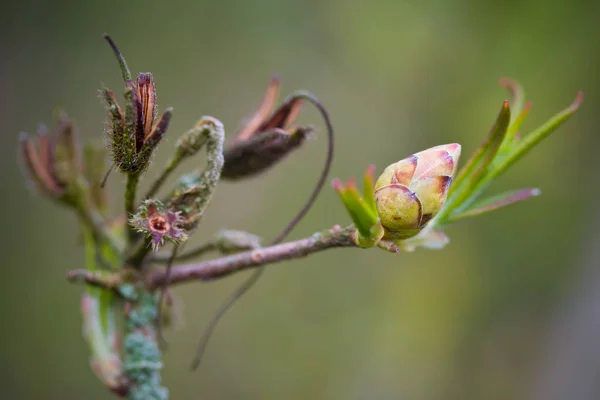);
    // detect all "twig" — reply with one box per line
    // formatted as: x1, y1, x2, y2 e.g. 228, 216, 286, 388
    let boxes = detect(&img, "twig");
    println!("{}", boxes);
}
150, 225, 355, 288
66, 269, 122, 289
